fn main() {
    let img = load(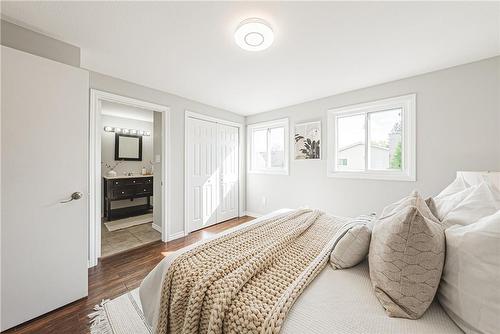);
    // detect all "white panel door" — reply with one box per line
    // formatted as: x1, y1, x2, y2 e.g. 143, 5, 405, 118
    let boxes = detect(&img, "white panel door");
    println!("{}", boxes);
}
186, 118, 219, 232
217, 124, 239, 222
1, 46, 89, 330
